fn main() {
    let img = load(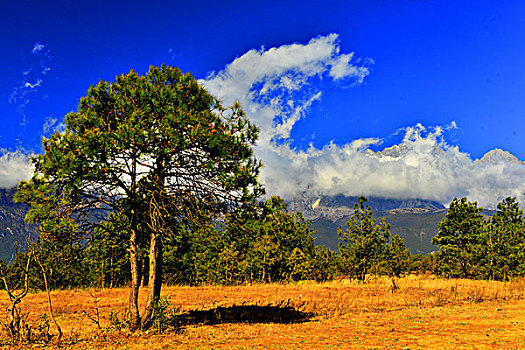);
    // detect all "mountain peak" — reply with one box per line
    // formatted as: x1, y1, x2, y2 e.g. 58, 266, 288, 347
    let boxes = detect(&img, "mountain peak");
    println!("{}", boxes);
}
476, 149, 524, 165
